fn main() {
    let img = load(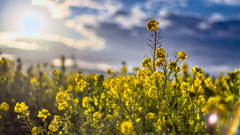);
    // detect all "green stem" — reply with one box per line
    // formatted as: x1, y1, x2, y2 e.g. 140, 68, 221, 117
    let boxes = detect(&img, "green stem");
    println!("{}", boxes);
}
153, 30, 157, 72
23, 115, 31, 132
123, 102, 144, 135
